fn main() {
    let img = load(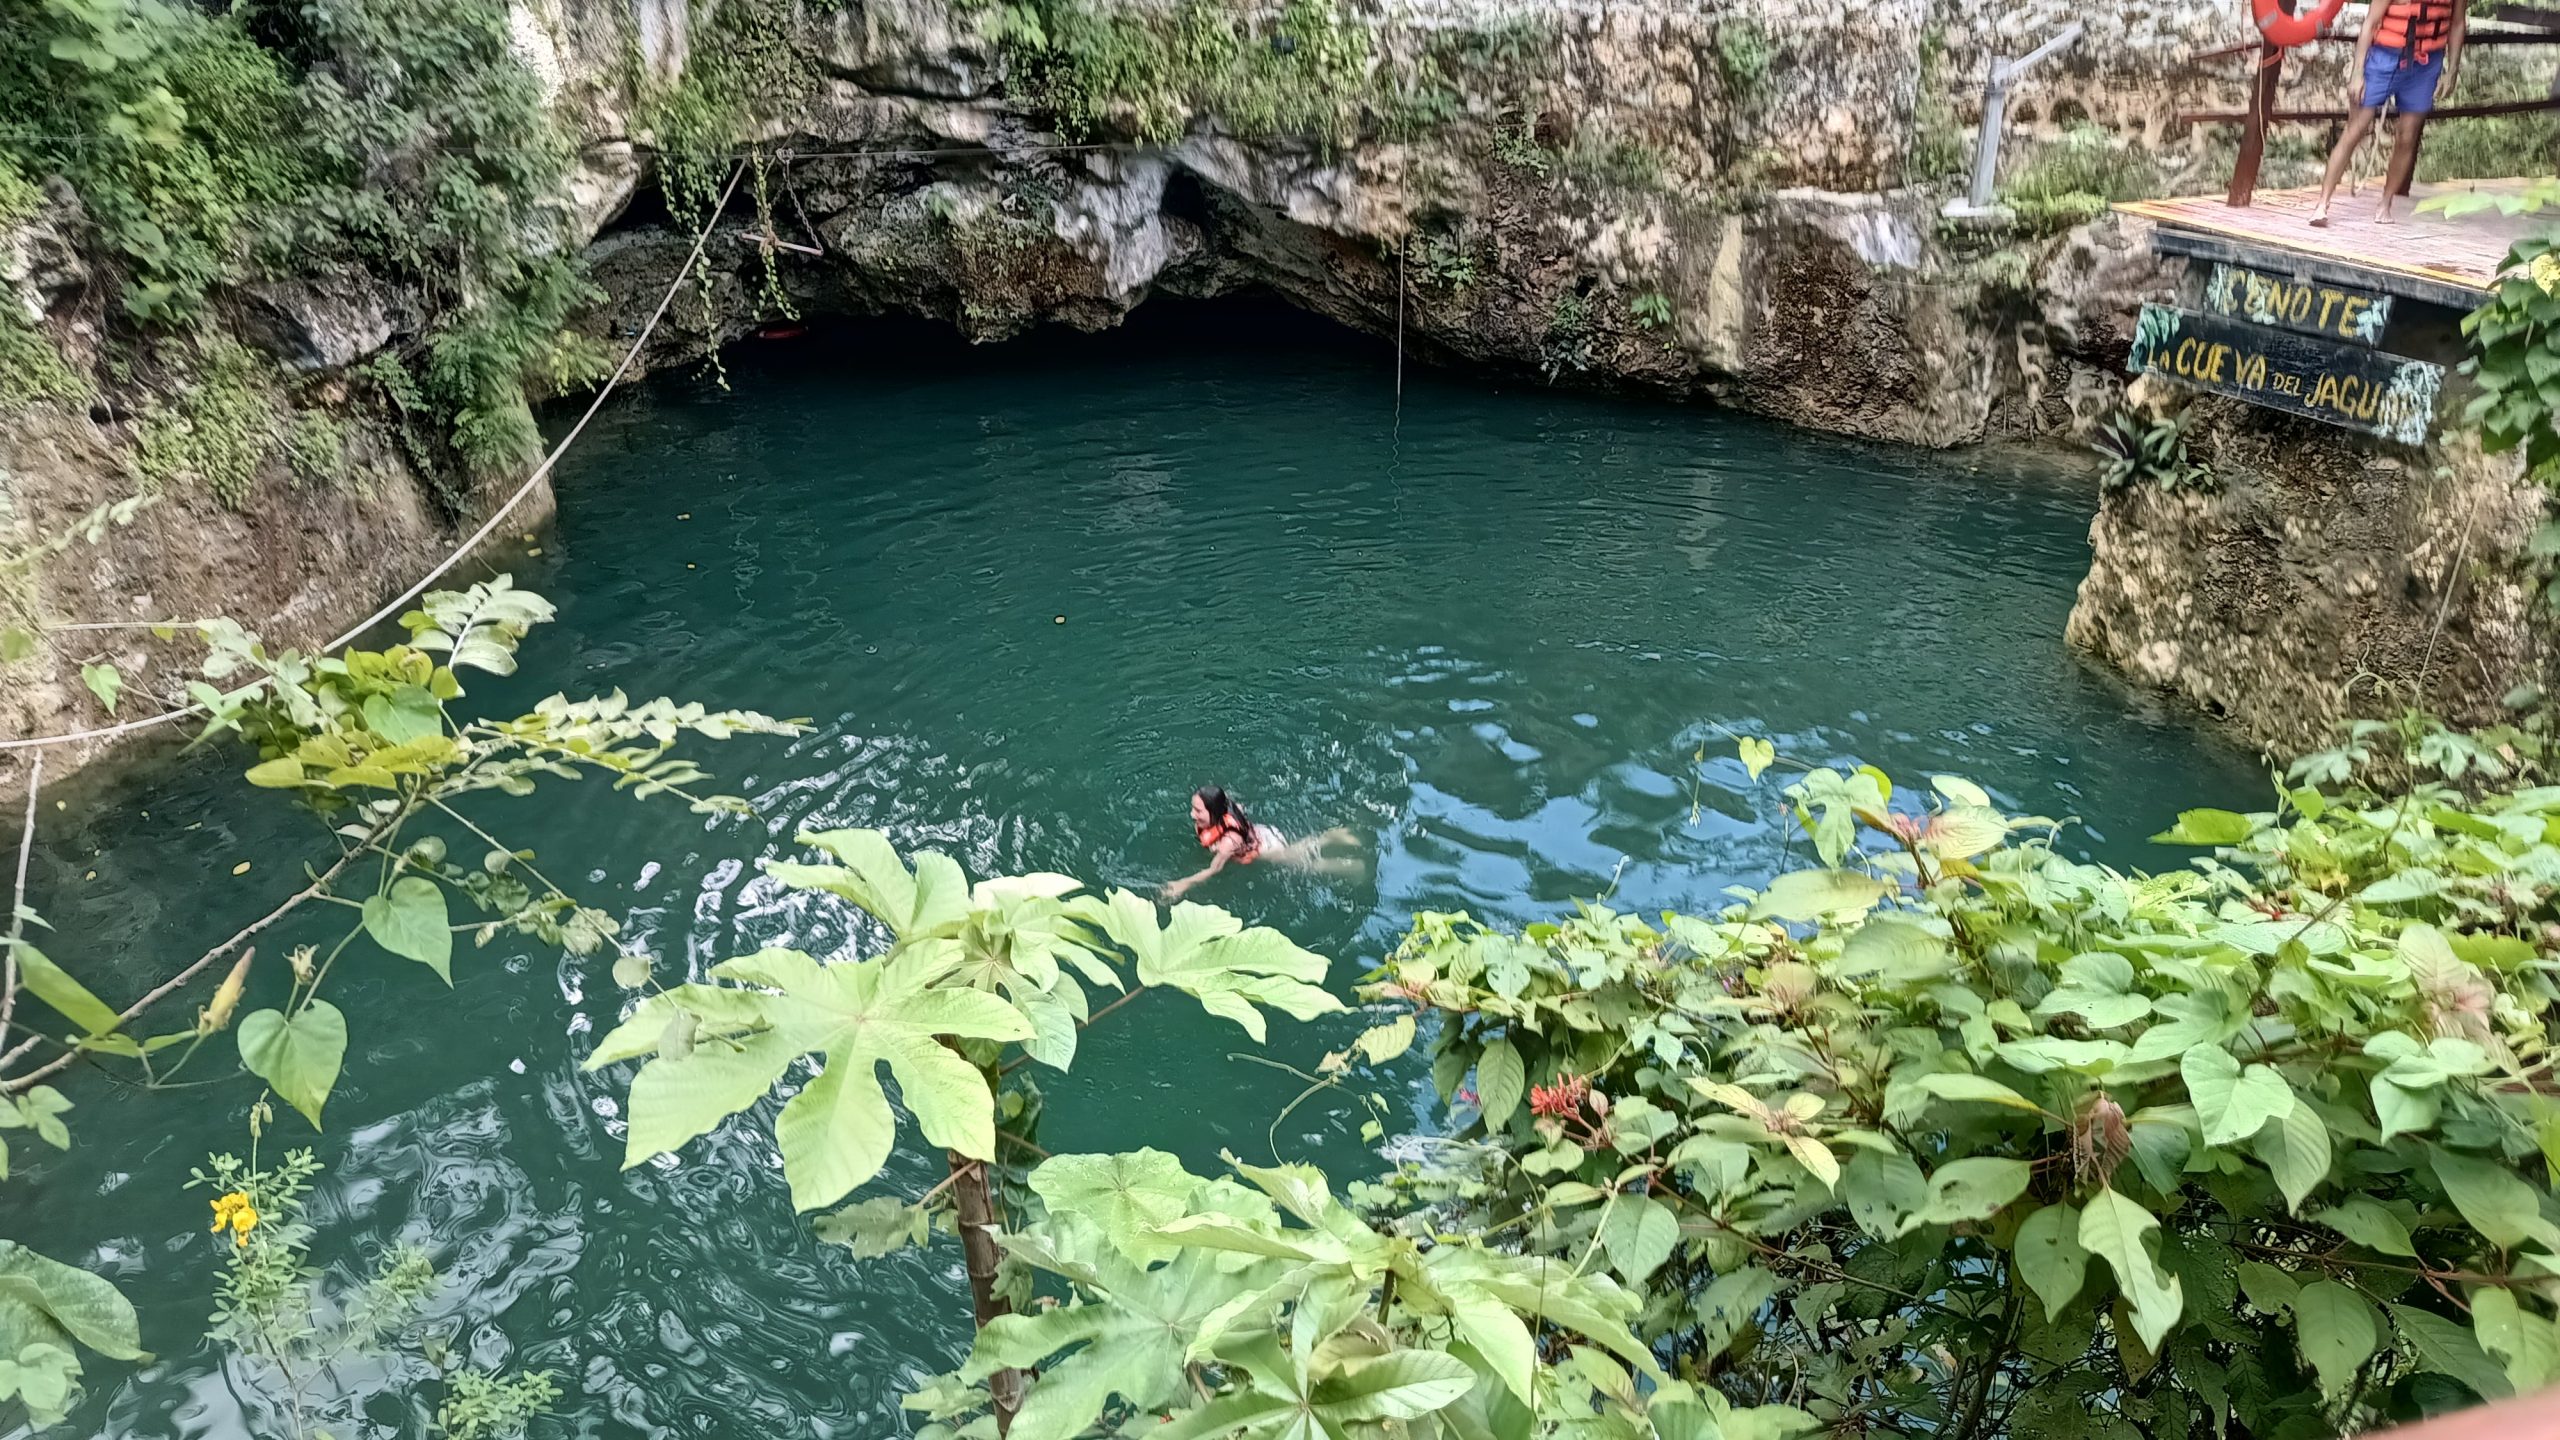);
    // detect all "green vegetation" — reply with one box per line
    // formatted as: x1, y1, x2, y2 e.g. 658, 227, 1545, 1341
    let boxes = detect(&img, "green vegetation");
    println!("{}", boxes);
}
1540, 289, 1595, 380
999, 0, 1375, 147
284, 410, 351, 492
1490, 108, 1556, 177
1411, 226, 1482, 292
2091, 409, 2214, 494
1999, 122, 2157, 238
0, 576, 795, 1425
1630, 289, 1674, 331
1906, 25, 1968, 187
2425, 184, 2560, 503
1715, 20, 1775, 98
0, 0, 595, 485
12, 563, 2560, 1437
134, 338, 276, 509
